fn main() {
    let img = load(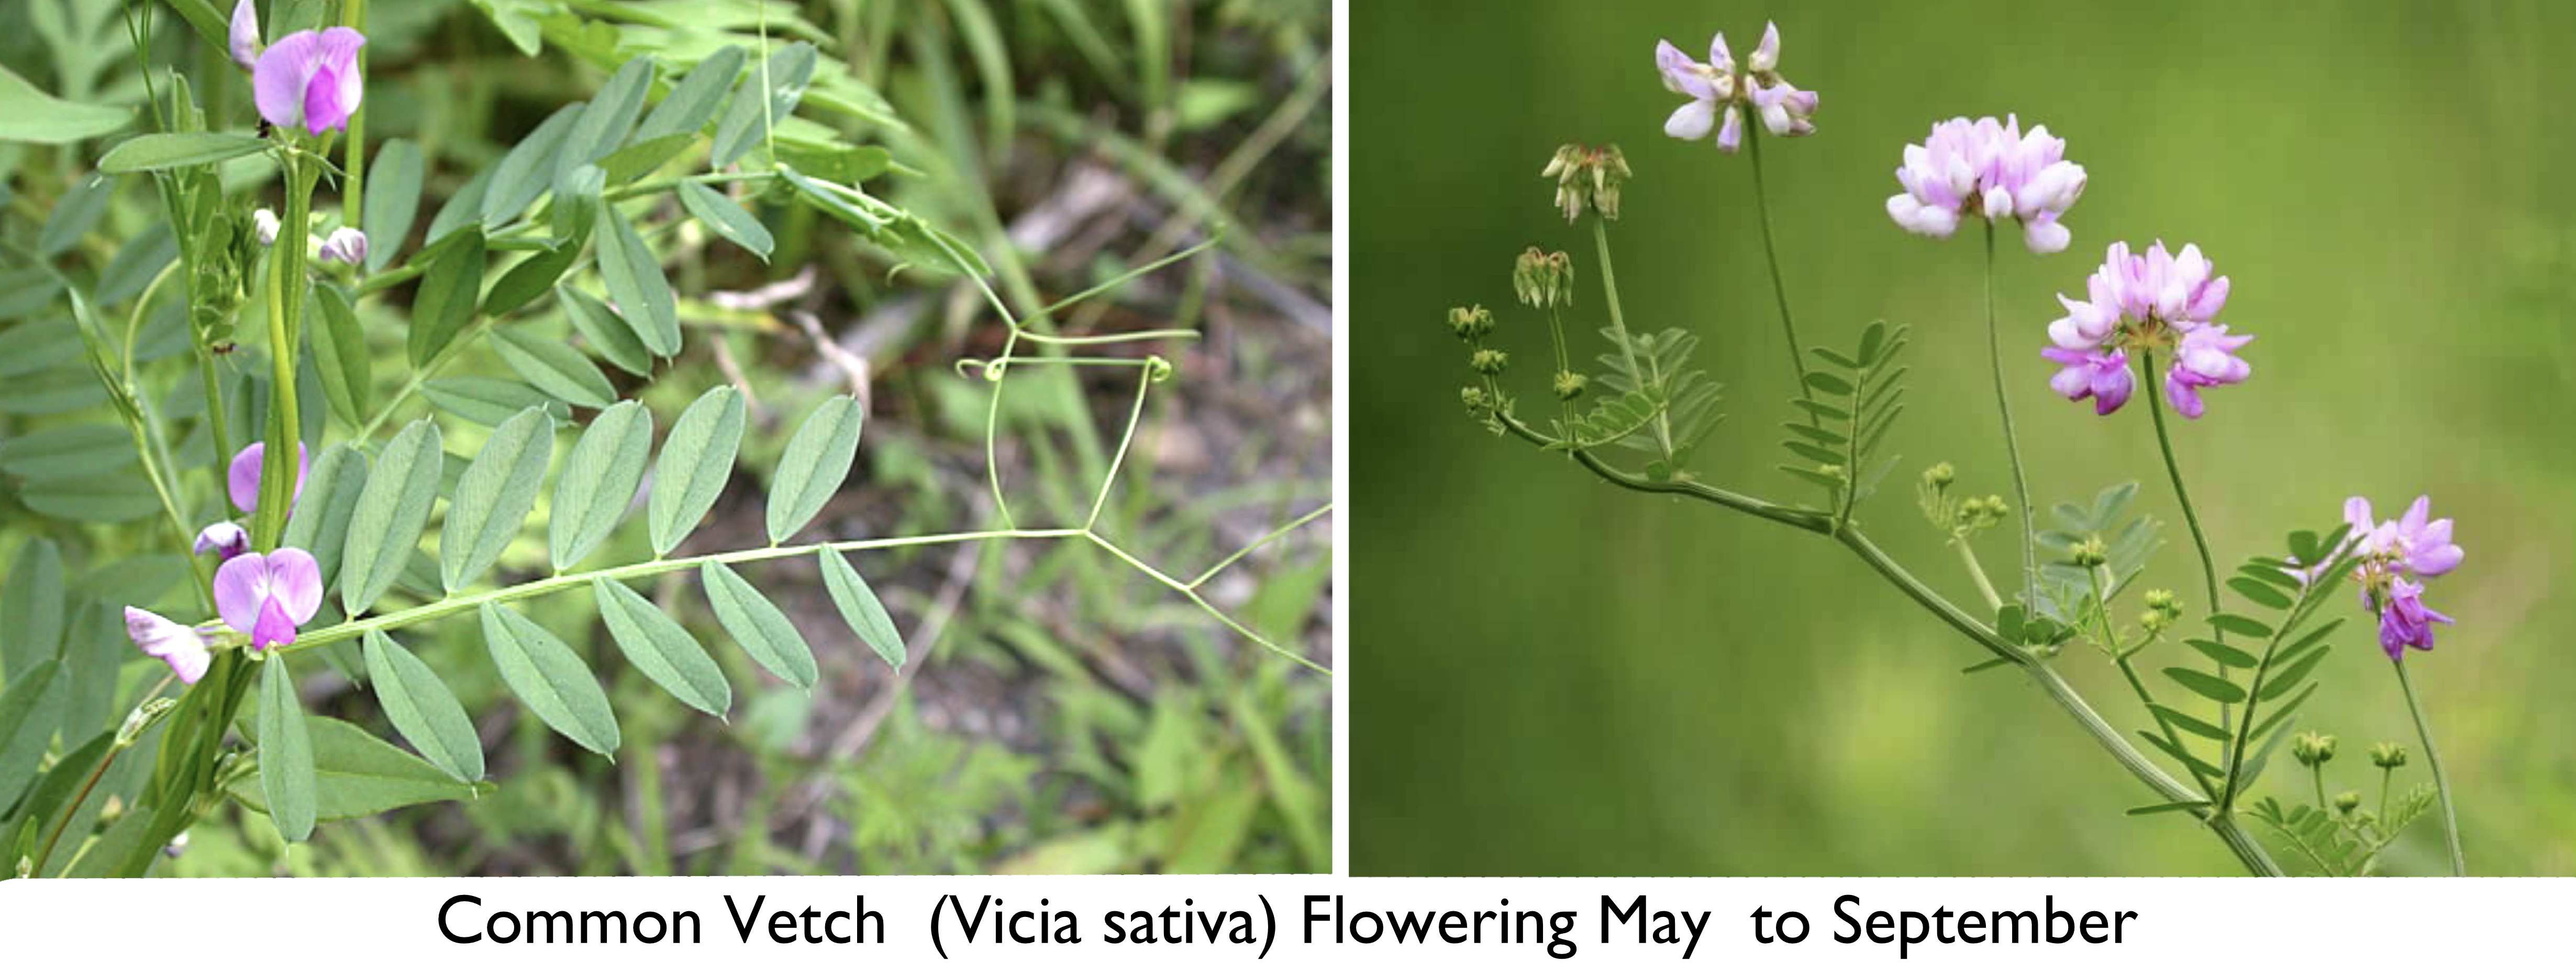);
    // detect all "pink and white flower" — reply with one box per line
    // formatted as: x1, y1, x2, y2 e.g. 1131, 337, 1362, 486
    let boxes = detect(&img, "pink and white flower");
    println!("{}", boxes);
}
1655, 21, 1816, 154
2041, 241, 2253, 418
1885, 115, 2086, 253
